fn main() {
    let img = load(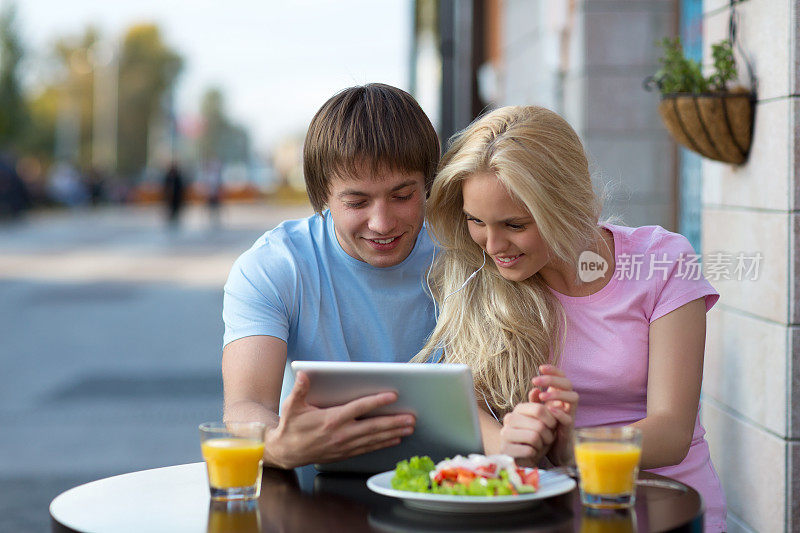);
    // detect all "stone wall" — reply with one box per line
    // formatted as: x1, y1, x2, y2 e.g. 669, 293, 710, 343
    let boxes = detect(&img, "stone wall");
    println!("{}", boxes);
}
701, 1, 798, 531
